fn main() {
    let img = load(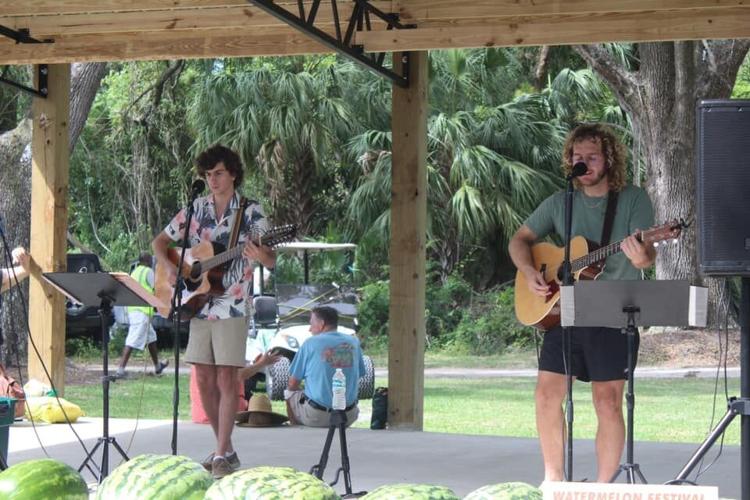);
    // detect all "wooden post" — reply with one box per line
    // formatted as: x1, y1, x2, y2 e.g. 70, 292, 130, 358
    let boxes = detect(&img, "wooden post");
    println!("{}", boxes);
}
28, 64, 70, 393
388, 51, 428, 430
